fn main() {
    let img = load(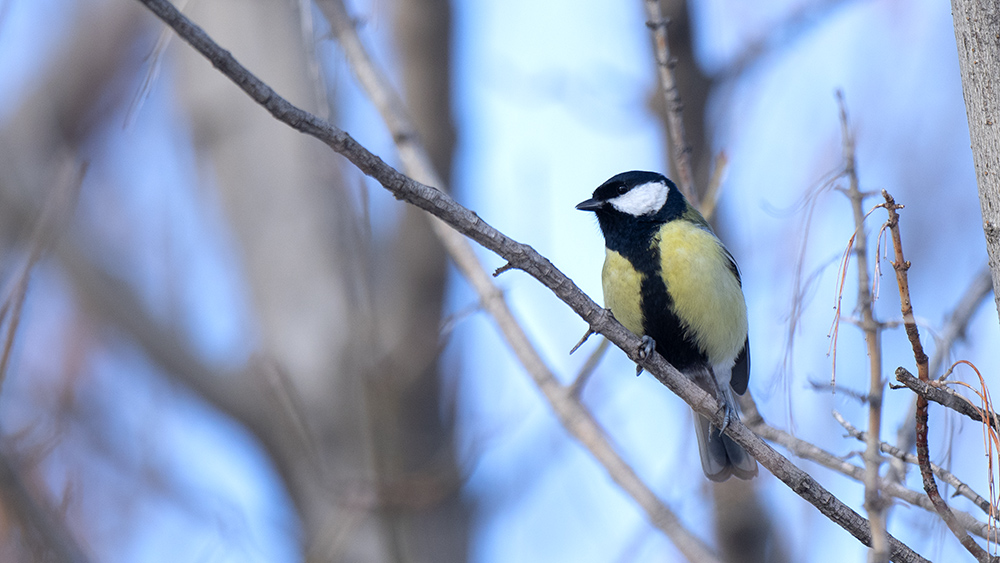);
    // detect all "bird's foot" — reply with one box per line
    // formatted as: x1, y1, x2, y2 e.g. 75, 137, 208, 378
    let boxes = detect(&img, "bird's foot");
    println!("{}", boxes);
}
634, 336, 656, 377
718, 404, 733, 434
637, 335, 656, 360
716, 401, 741, 435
